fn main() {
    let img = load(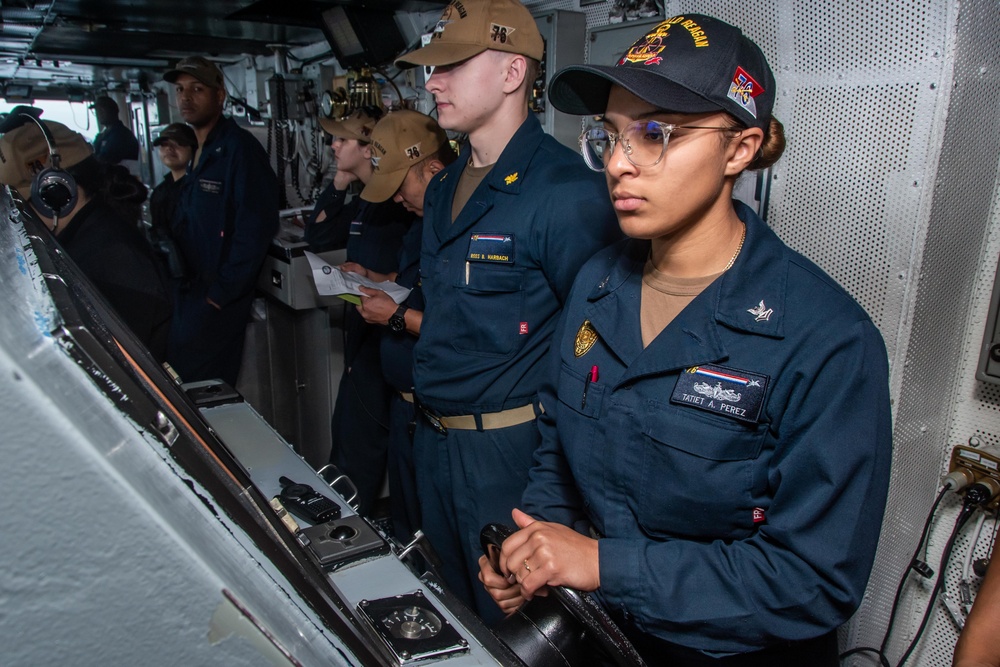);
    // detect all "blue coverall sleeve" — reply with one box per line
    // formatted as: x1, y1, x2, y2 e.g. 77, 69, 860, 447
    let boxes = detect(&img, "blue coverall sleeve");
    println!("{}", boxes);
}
528, 303, 590, 530
595, 319, 892, 647
207, 142, 279, 307
532, 170, 619, 302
